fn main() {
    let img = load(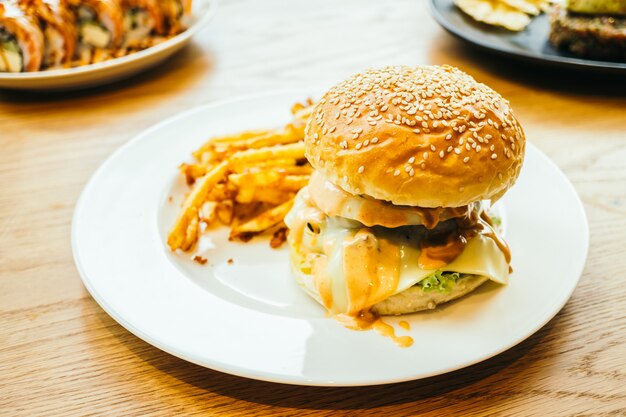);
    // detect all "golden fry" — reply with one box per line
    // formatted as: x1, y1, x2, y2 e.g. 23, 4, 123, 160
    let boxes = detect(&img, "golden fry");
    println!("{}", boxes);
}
206, 182, 235, 201
216, 200, 234, 225
230, 172, 309, 193
235, 188, 296, 205
182, 214, 200, 251
199, 201, 218, 224
228, 142, 306, 167
231, 198, 295, 237
168, 161, 229, 251
231, 159, 298, 173
192, 129, 273, 159
179, 162, 209, 185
